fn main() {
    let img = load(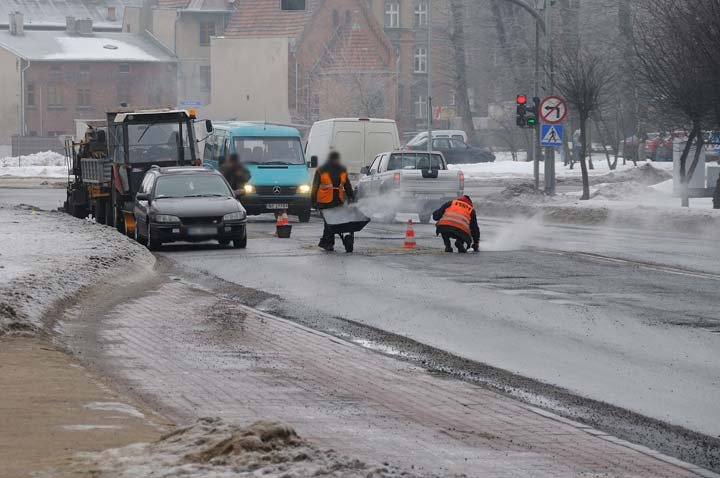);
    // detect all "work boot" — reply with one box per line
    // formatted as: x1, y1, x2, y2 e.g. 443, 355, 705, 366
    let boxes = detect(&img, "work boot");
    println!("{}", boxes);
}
318, 240, 334, 252
444, 246, 454, 253
456, 242, 467, 254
